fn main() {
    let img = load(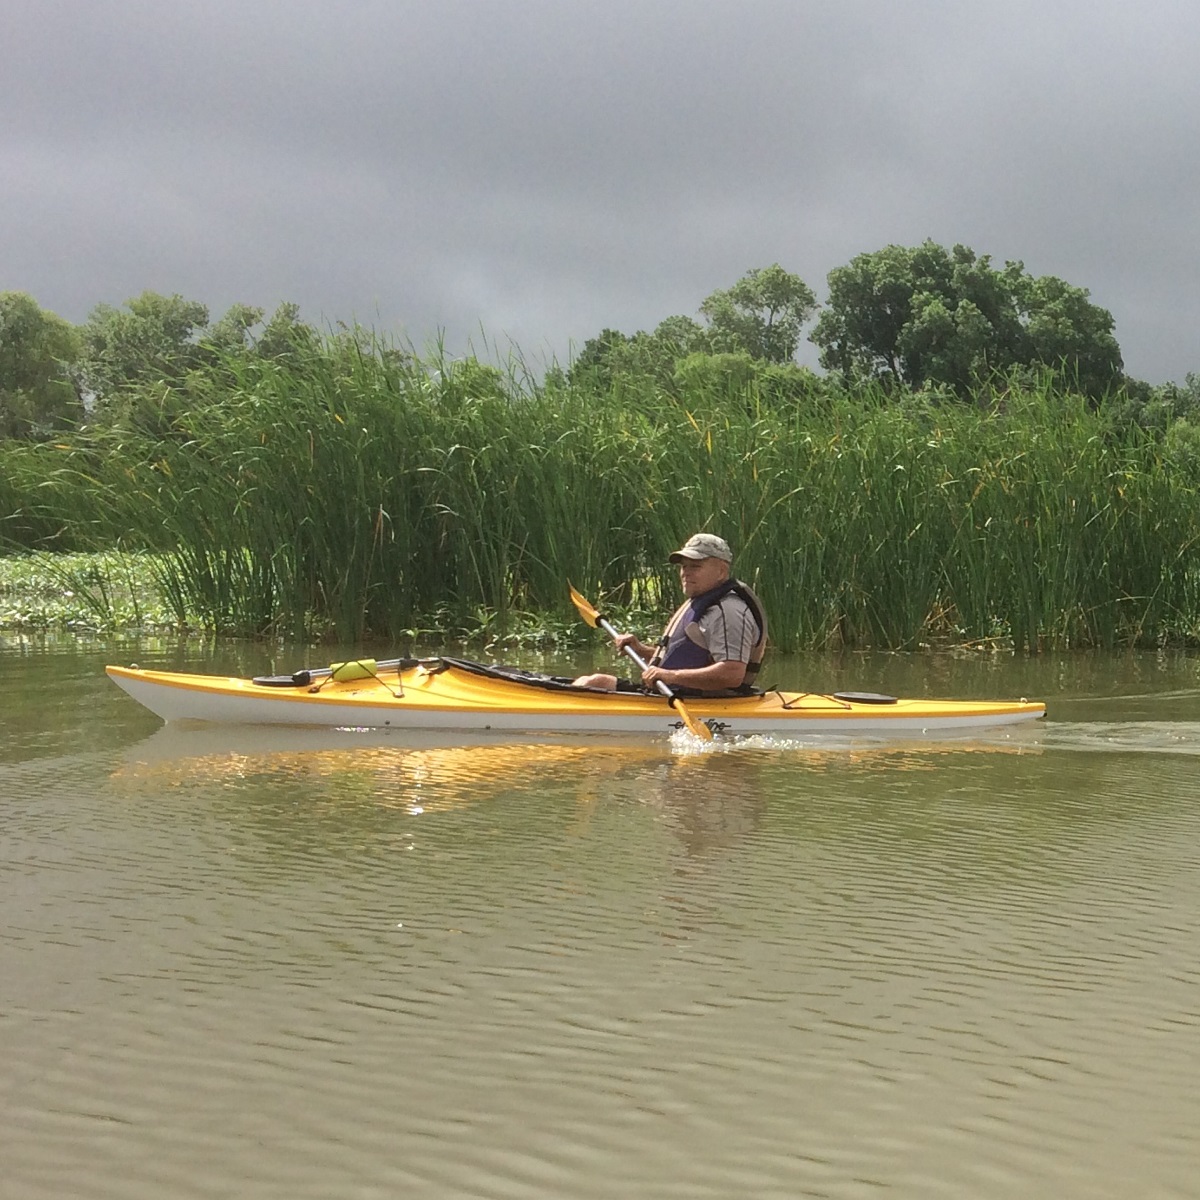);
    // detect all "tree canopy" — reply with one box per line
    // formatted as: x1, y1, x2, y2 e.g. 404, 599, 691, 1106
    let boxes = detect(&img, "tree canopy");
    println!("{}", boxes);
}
699, 263, 817, 363
568, 264, 816, 390
71, 294, 322, 433
810, 241, 1124, 399
567, 317, 709, 391
0, 292, 83, 440
77, 291, 213, 405
0, 246, 1174, 452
